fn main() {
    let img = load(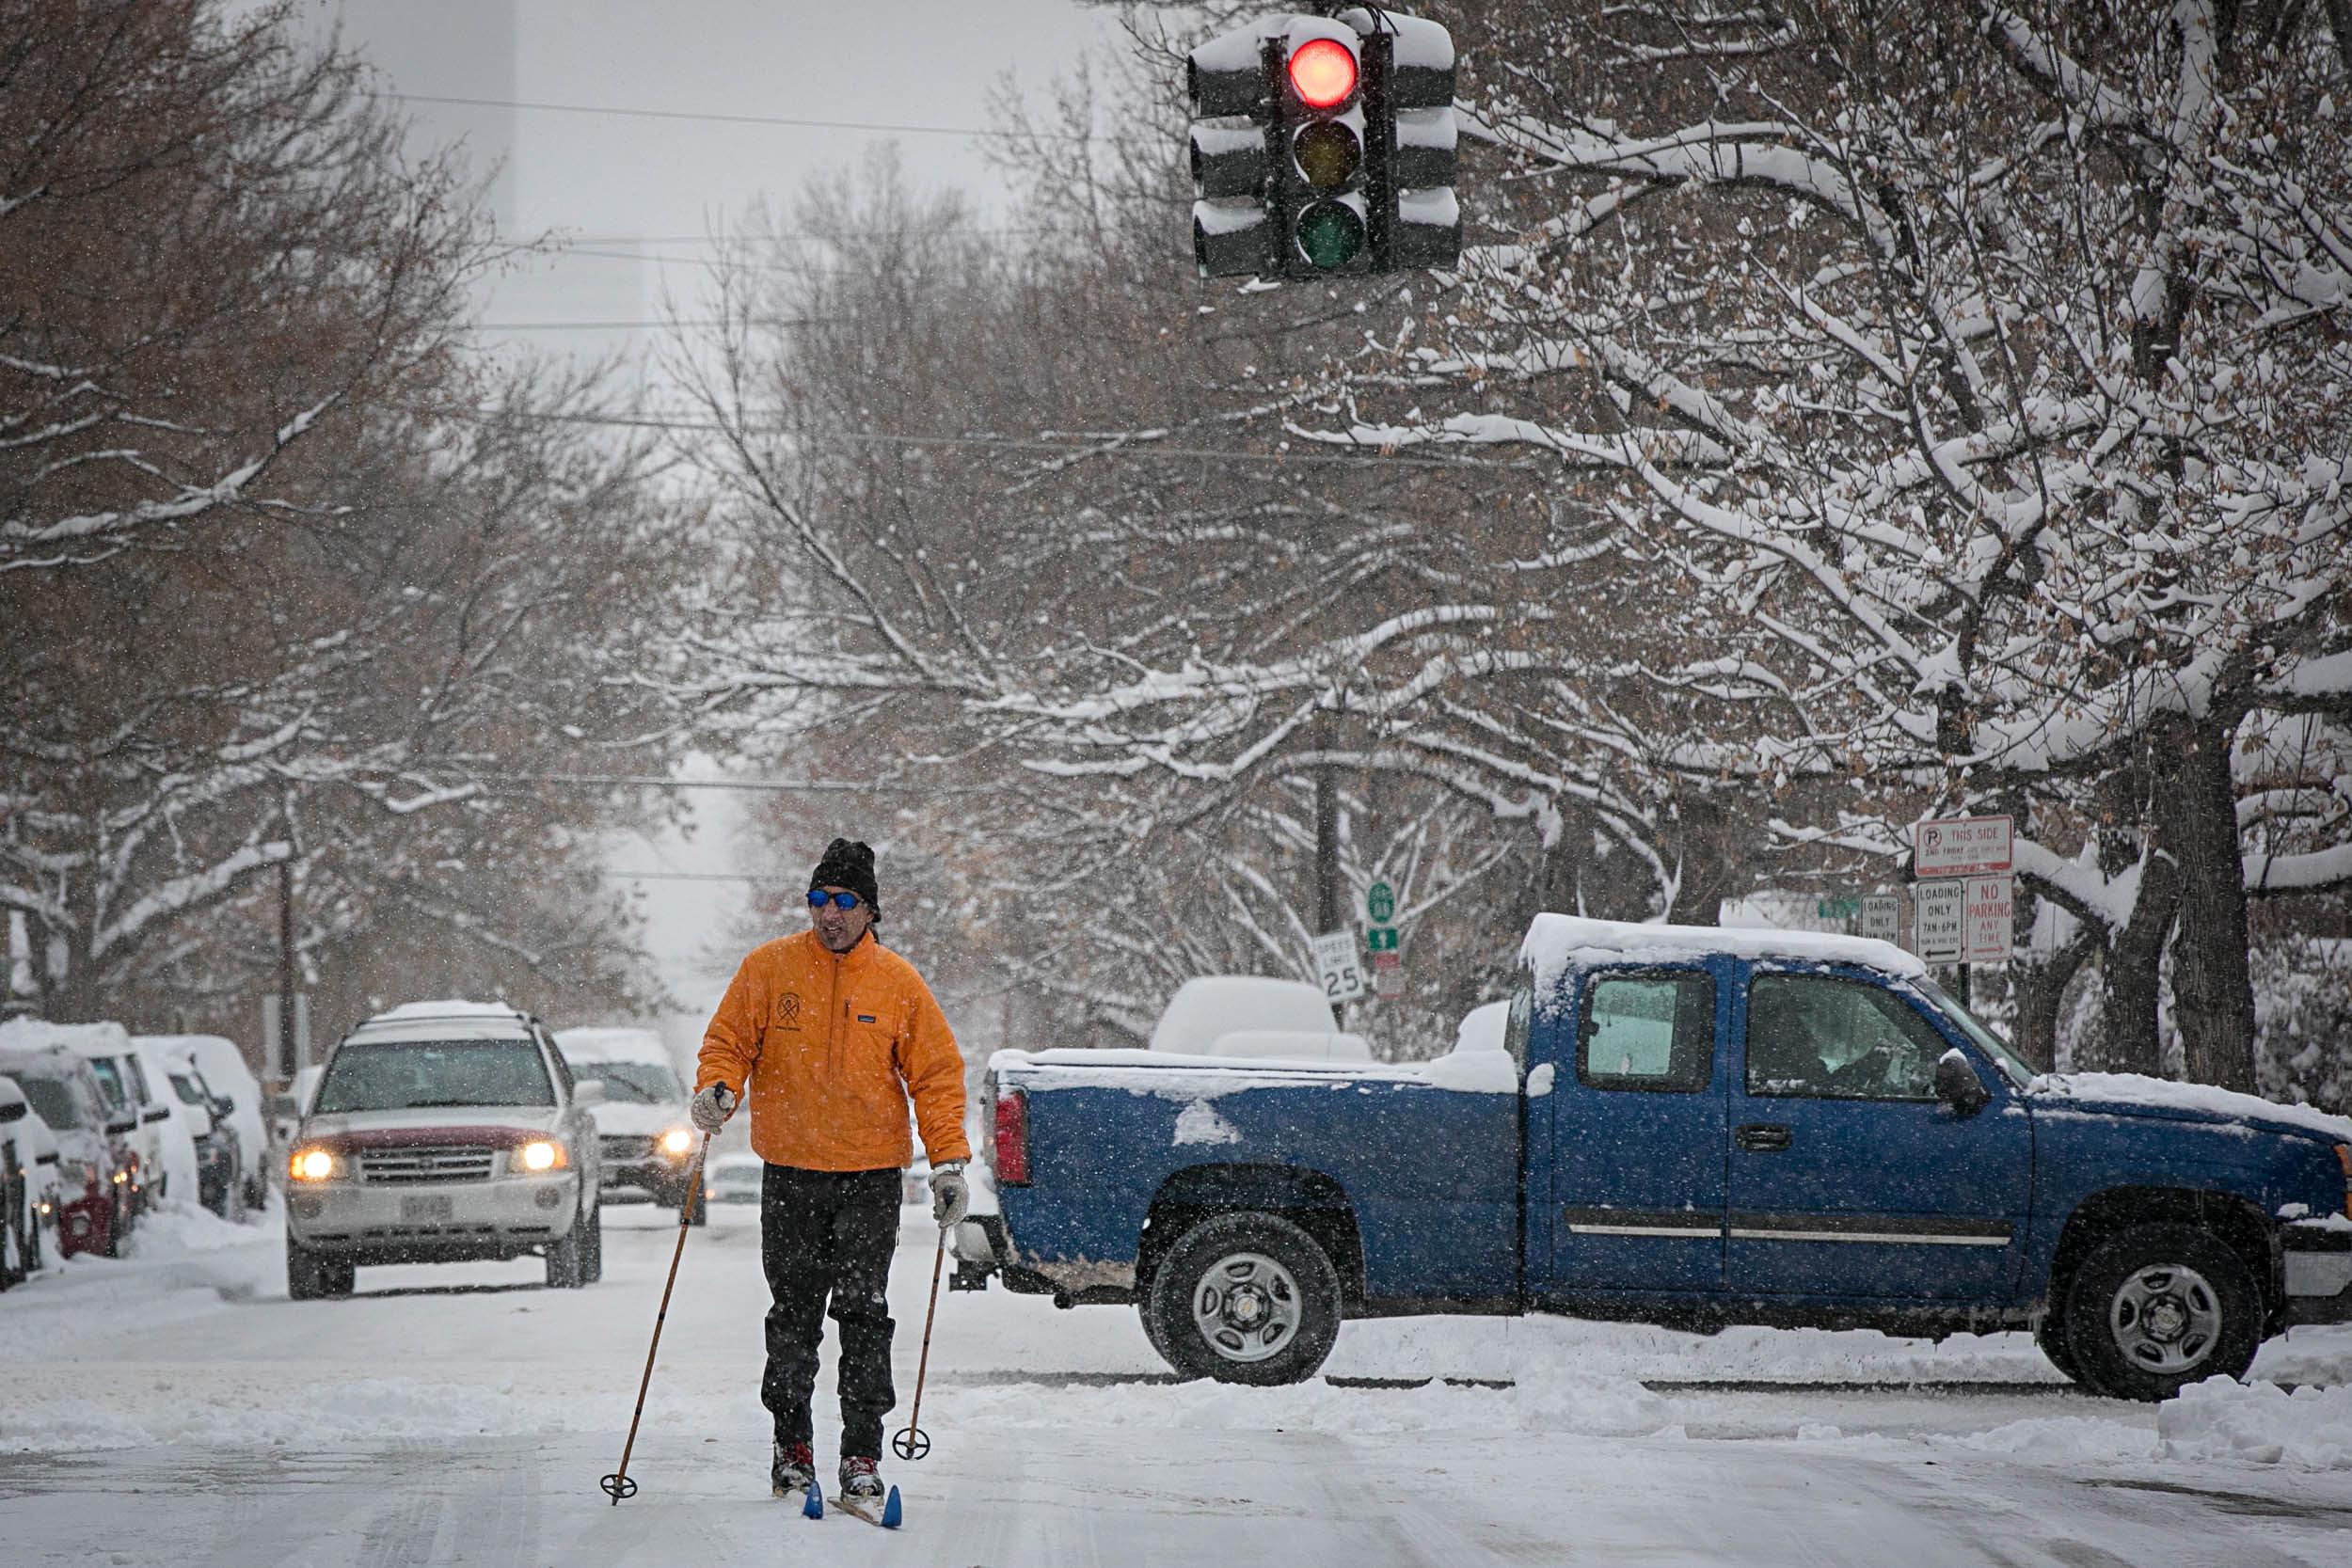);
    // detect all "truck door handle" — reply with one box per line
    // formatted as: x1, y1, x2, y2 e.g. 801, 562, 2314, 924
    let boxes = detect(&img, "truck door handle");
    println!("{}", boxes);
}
1735, 1123, 1792, 1152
